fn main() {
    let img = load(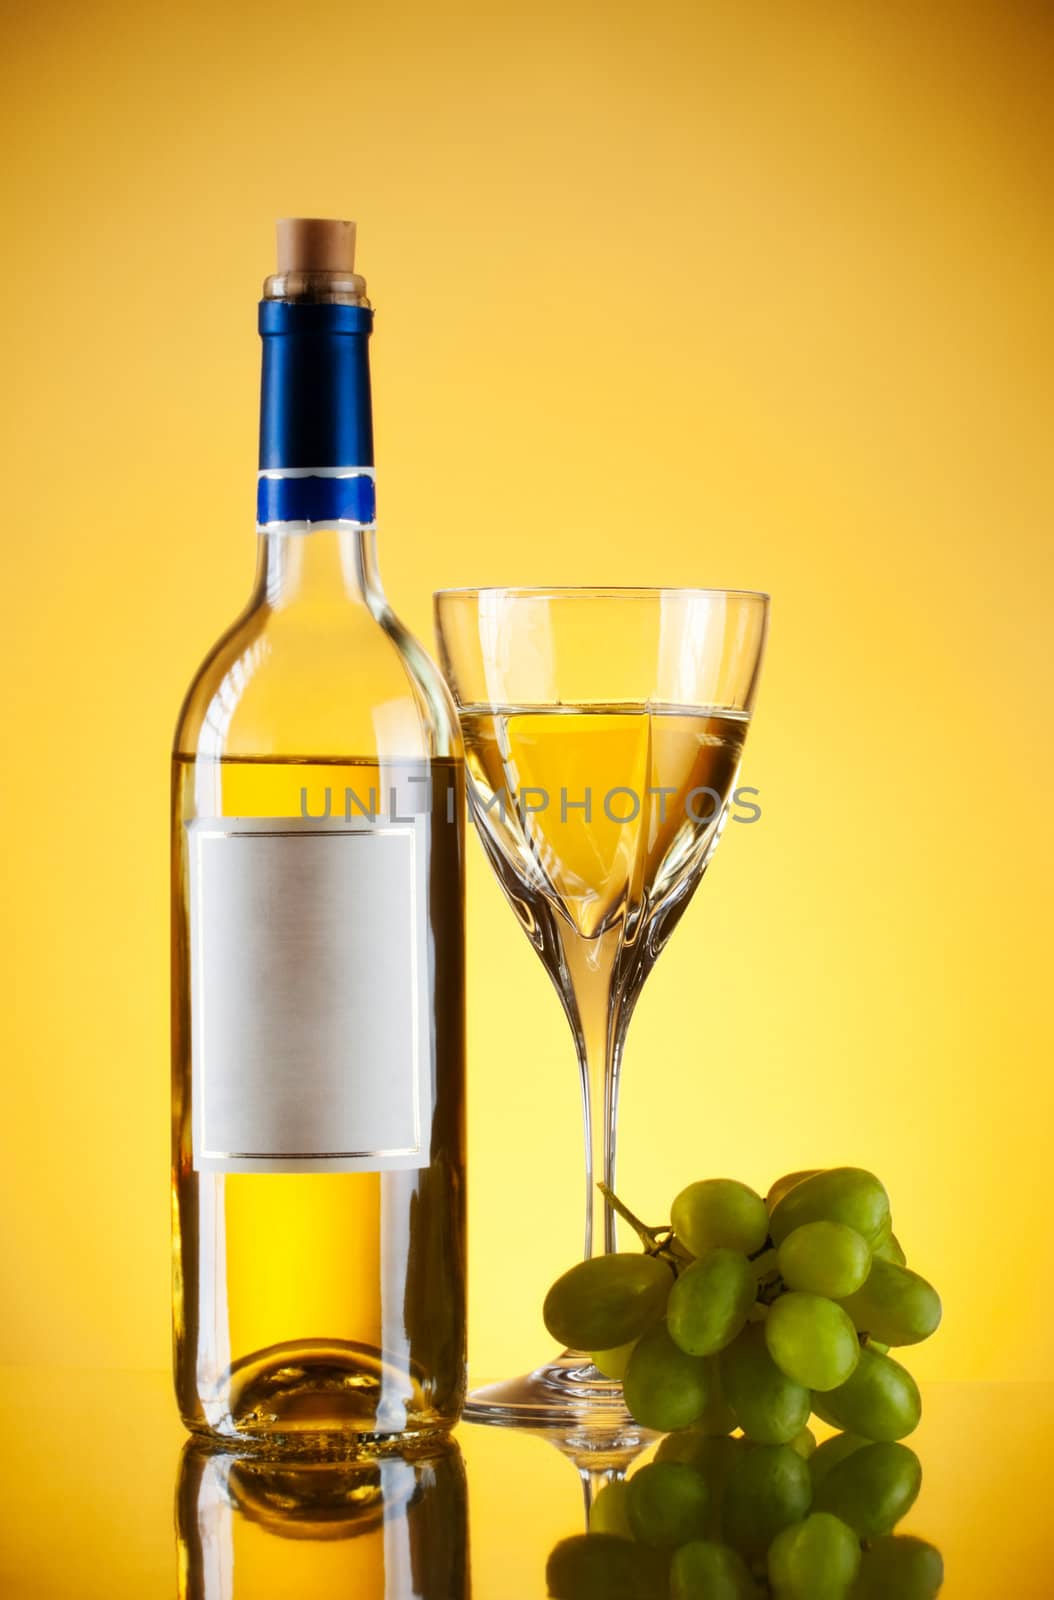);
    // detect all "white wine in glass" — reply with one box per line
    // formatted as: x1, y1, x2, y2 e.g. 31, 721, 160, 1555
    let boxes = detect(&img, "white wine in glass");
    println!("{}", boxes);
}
435, 588, 768, 1433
